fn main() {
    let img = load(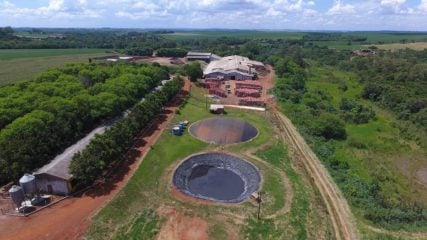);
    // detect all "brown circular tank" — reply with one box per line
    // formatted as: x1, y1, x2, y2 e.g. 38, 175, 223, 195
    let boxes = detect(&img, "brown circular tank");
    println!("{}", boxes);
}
189, 117, 258, 144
